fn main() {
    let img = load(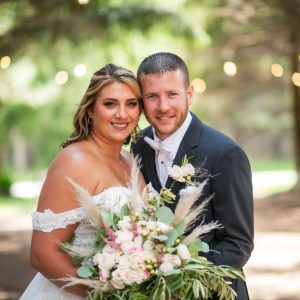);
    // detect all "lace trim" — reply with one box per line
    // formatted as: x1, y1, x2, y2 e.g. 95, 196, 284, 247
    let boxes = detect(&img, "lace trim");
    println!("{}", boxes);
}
32, 208, 86, 233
